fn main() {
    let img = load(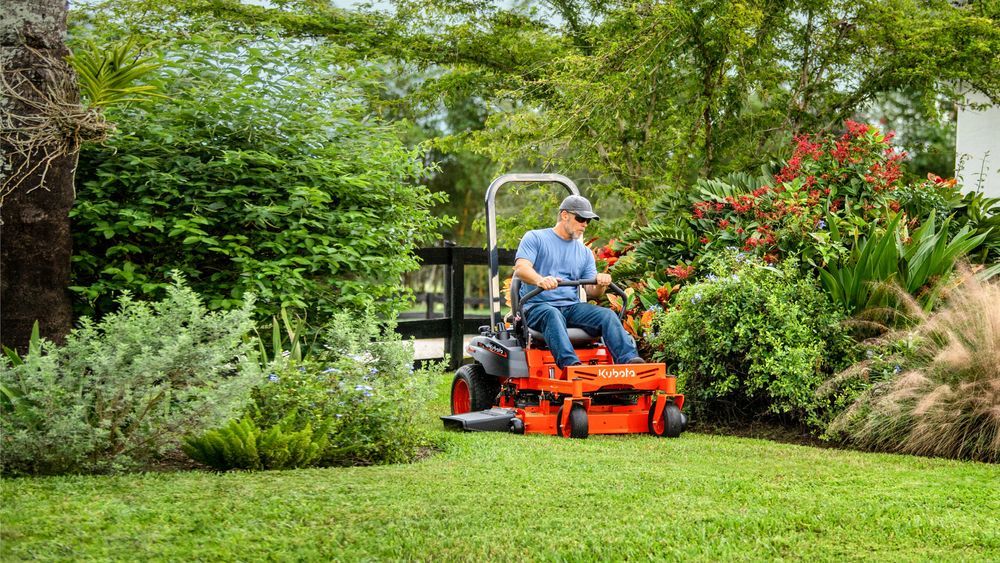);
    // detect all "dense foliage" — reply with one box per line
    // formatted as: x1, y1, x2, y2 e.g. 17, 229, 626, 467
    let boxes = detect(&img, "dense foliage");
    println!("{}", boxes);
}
0, 280, 258, 475
88, 0, 1000, 244
51, 1, 1000, 464
185, 313, 438, 471
70, 31, 451, 323
444, 0, 1000, 223
607, 119, 999, 448
648, 252, 856, 429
